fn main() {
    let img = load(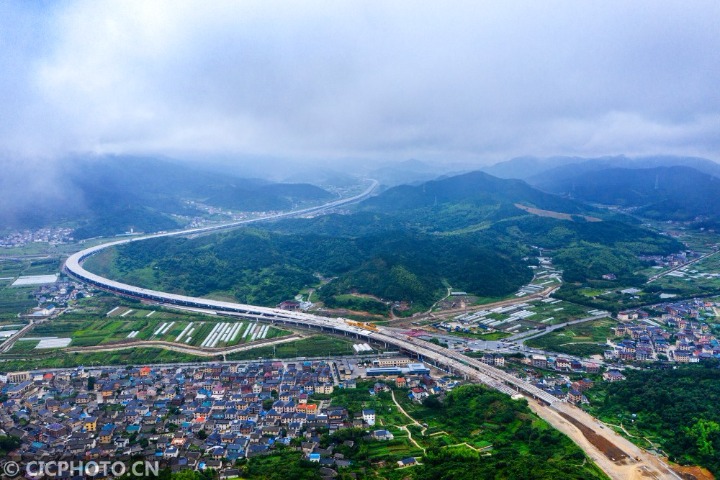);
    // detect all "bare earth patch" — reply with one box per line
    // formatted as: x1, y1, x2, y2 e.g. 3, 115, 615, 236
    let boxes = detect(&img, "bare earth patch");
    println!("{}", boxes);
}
669, 463, 715, 480
515, 203, 602, 222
